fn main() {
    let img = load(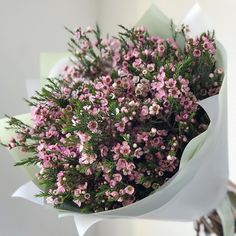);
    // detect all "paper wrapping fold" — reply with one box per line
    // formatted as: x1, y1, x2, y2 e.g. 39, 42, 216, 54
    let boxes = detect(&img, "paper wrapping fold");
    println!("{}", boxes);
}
0, 3, 232, 236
